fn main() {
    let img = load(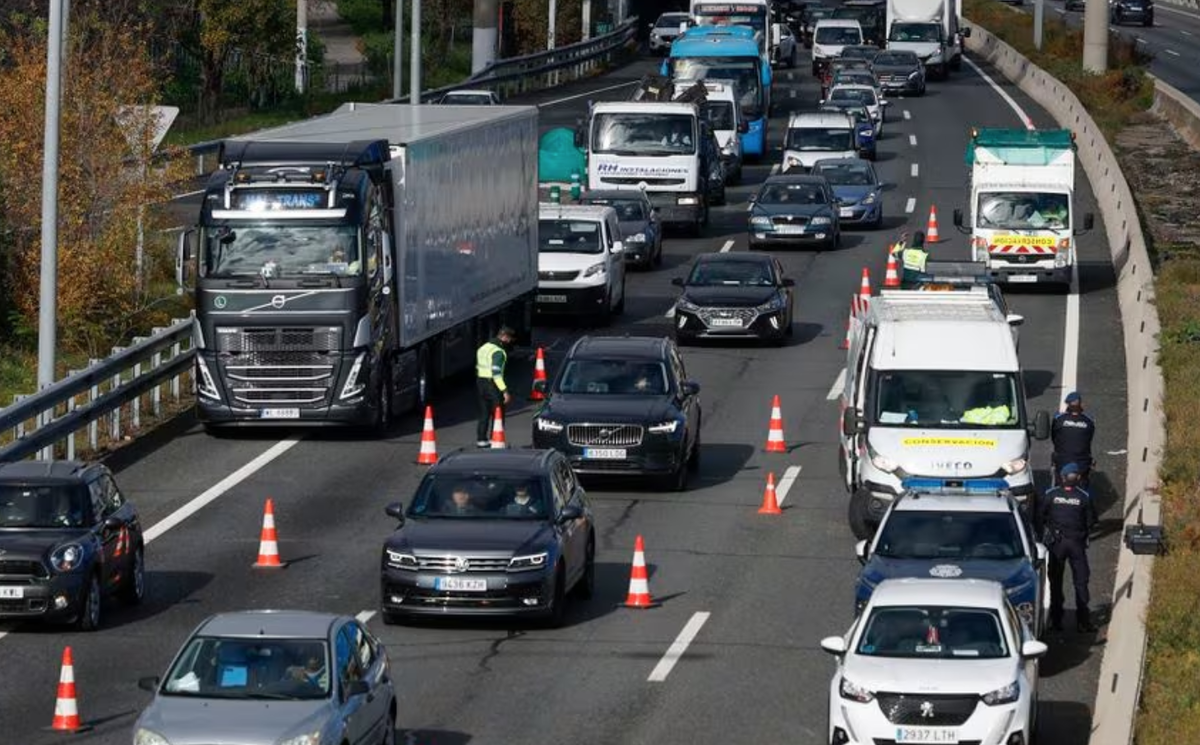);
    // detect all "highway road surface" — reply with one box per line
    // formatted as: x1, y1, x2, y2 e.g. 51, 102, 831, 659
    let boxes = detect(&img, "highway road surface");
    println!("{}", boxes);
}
0, 51, 1129, 745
